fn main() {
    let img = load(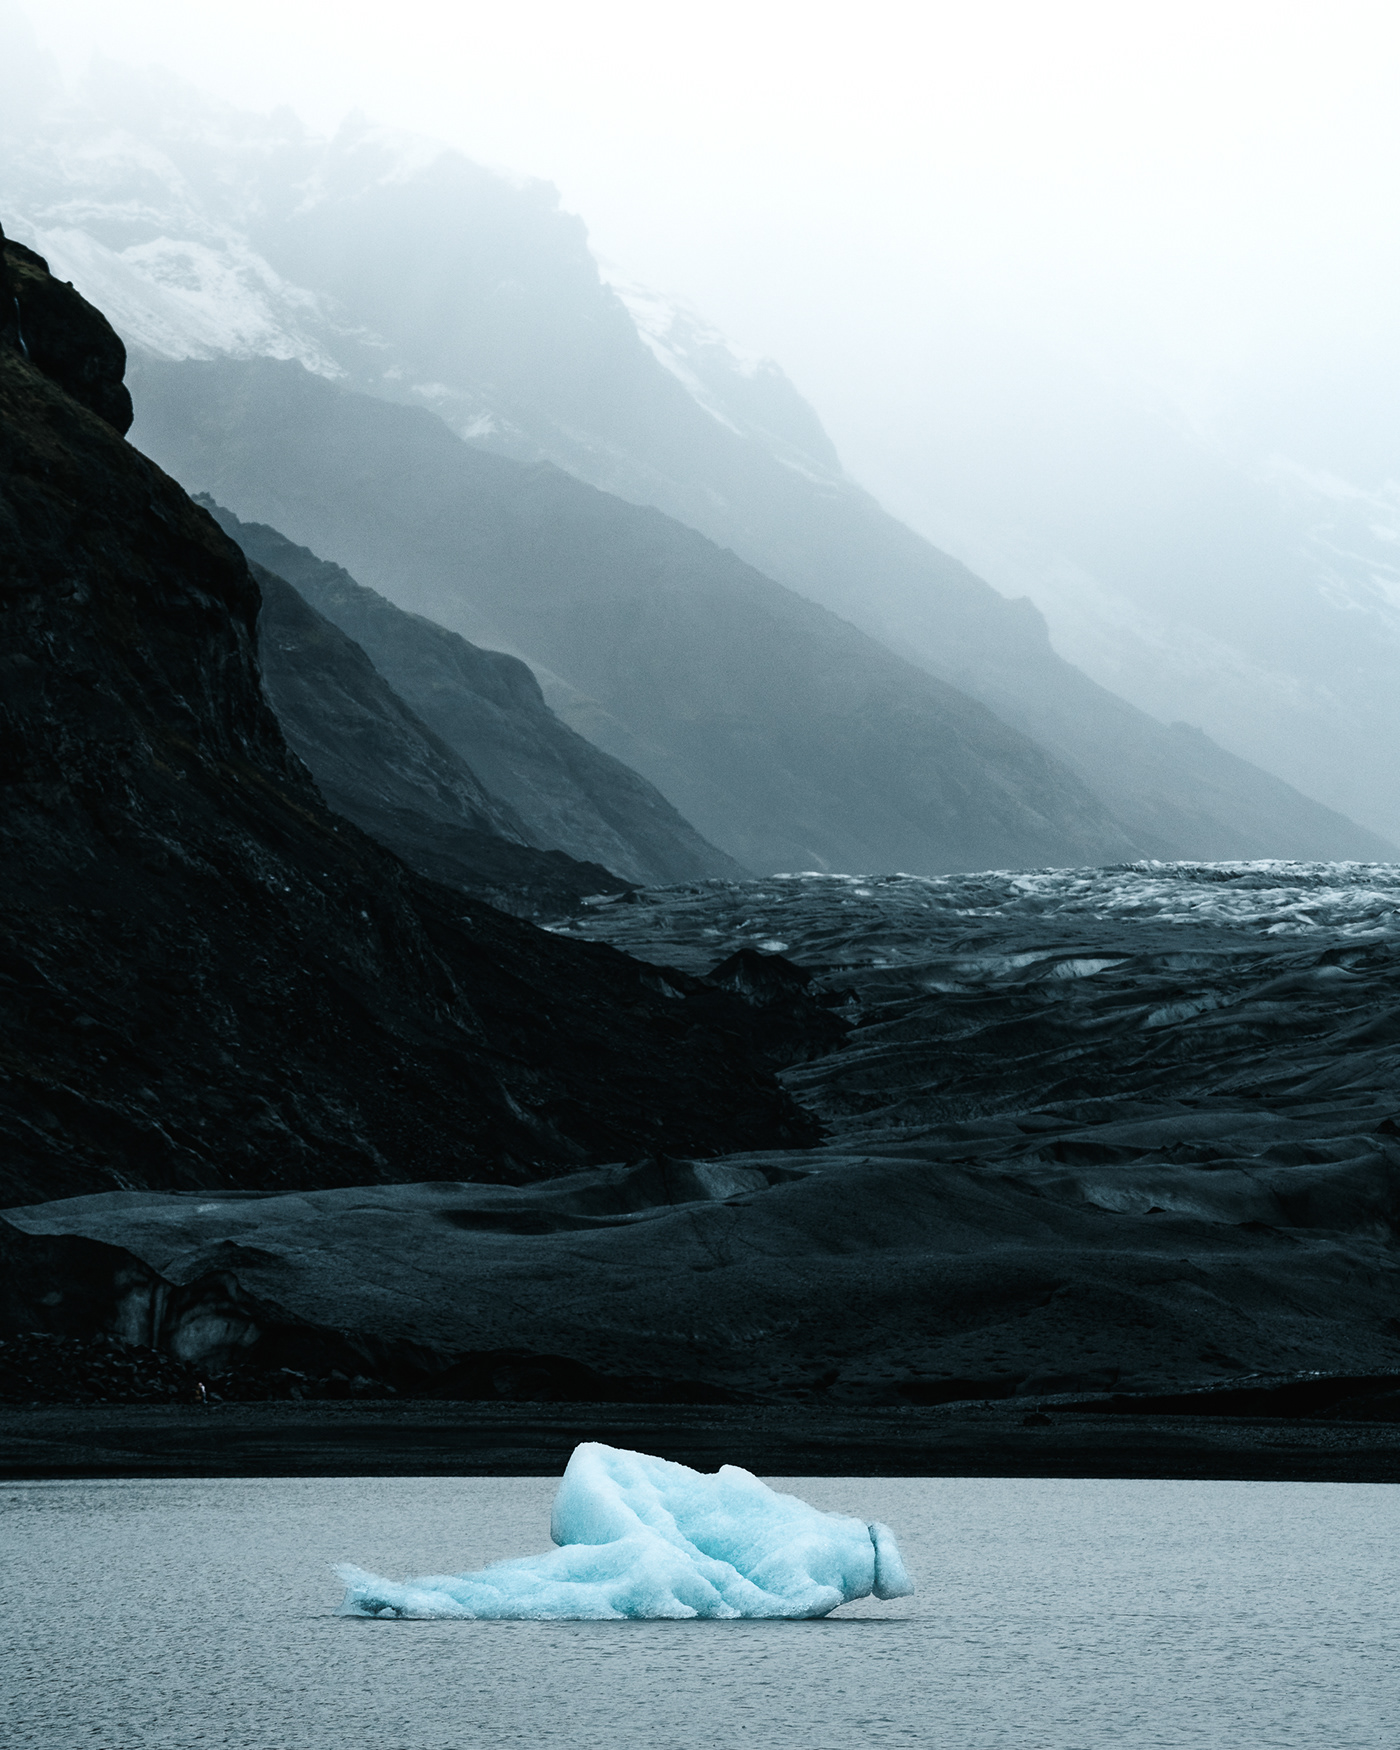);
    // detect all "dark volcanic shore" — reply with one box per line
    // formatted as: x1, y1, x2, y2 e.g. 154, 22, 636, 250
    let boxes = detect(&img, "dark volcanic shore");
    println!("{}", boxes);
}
4, 1399, 1399, 1484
